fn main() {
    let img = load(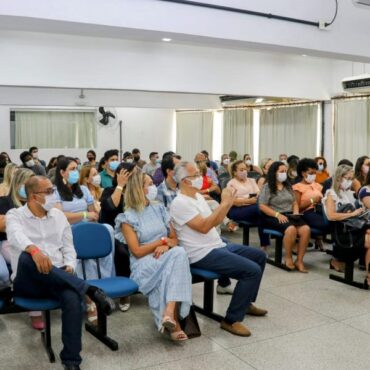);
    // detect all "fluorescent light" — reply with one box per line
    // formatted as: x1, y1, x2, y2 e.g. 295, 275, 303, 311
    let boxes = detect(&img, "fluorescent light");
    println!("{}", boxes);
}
301, 54, 307, 57
162, 38, 172, 42
255, 98, 263, 103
